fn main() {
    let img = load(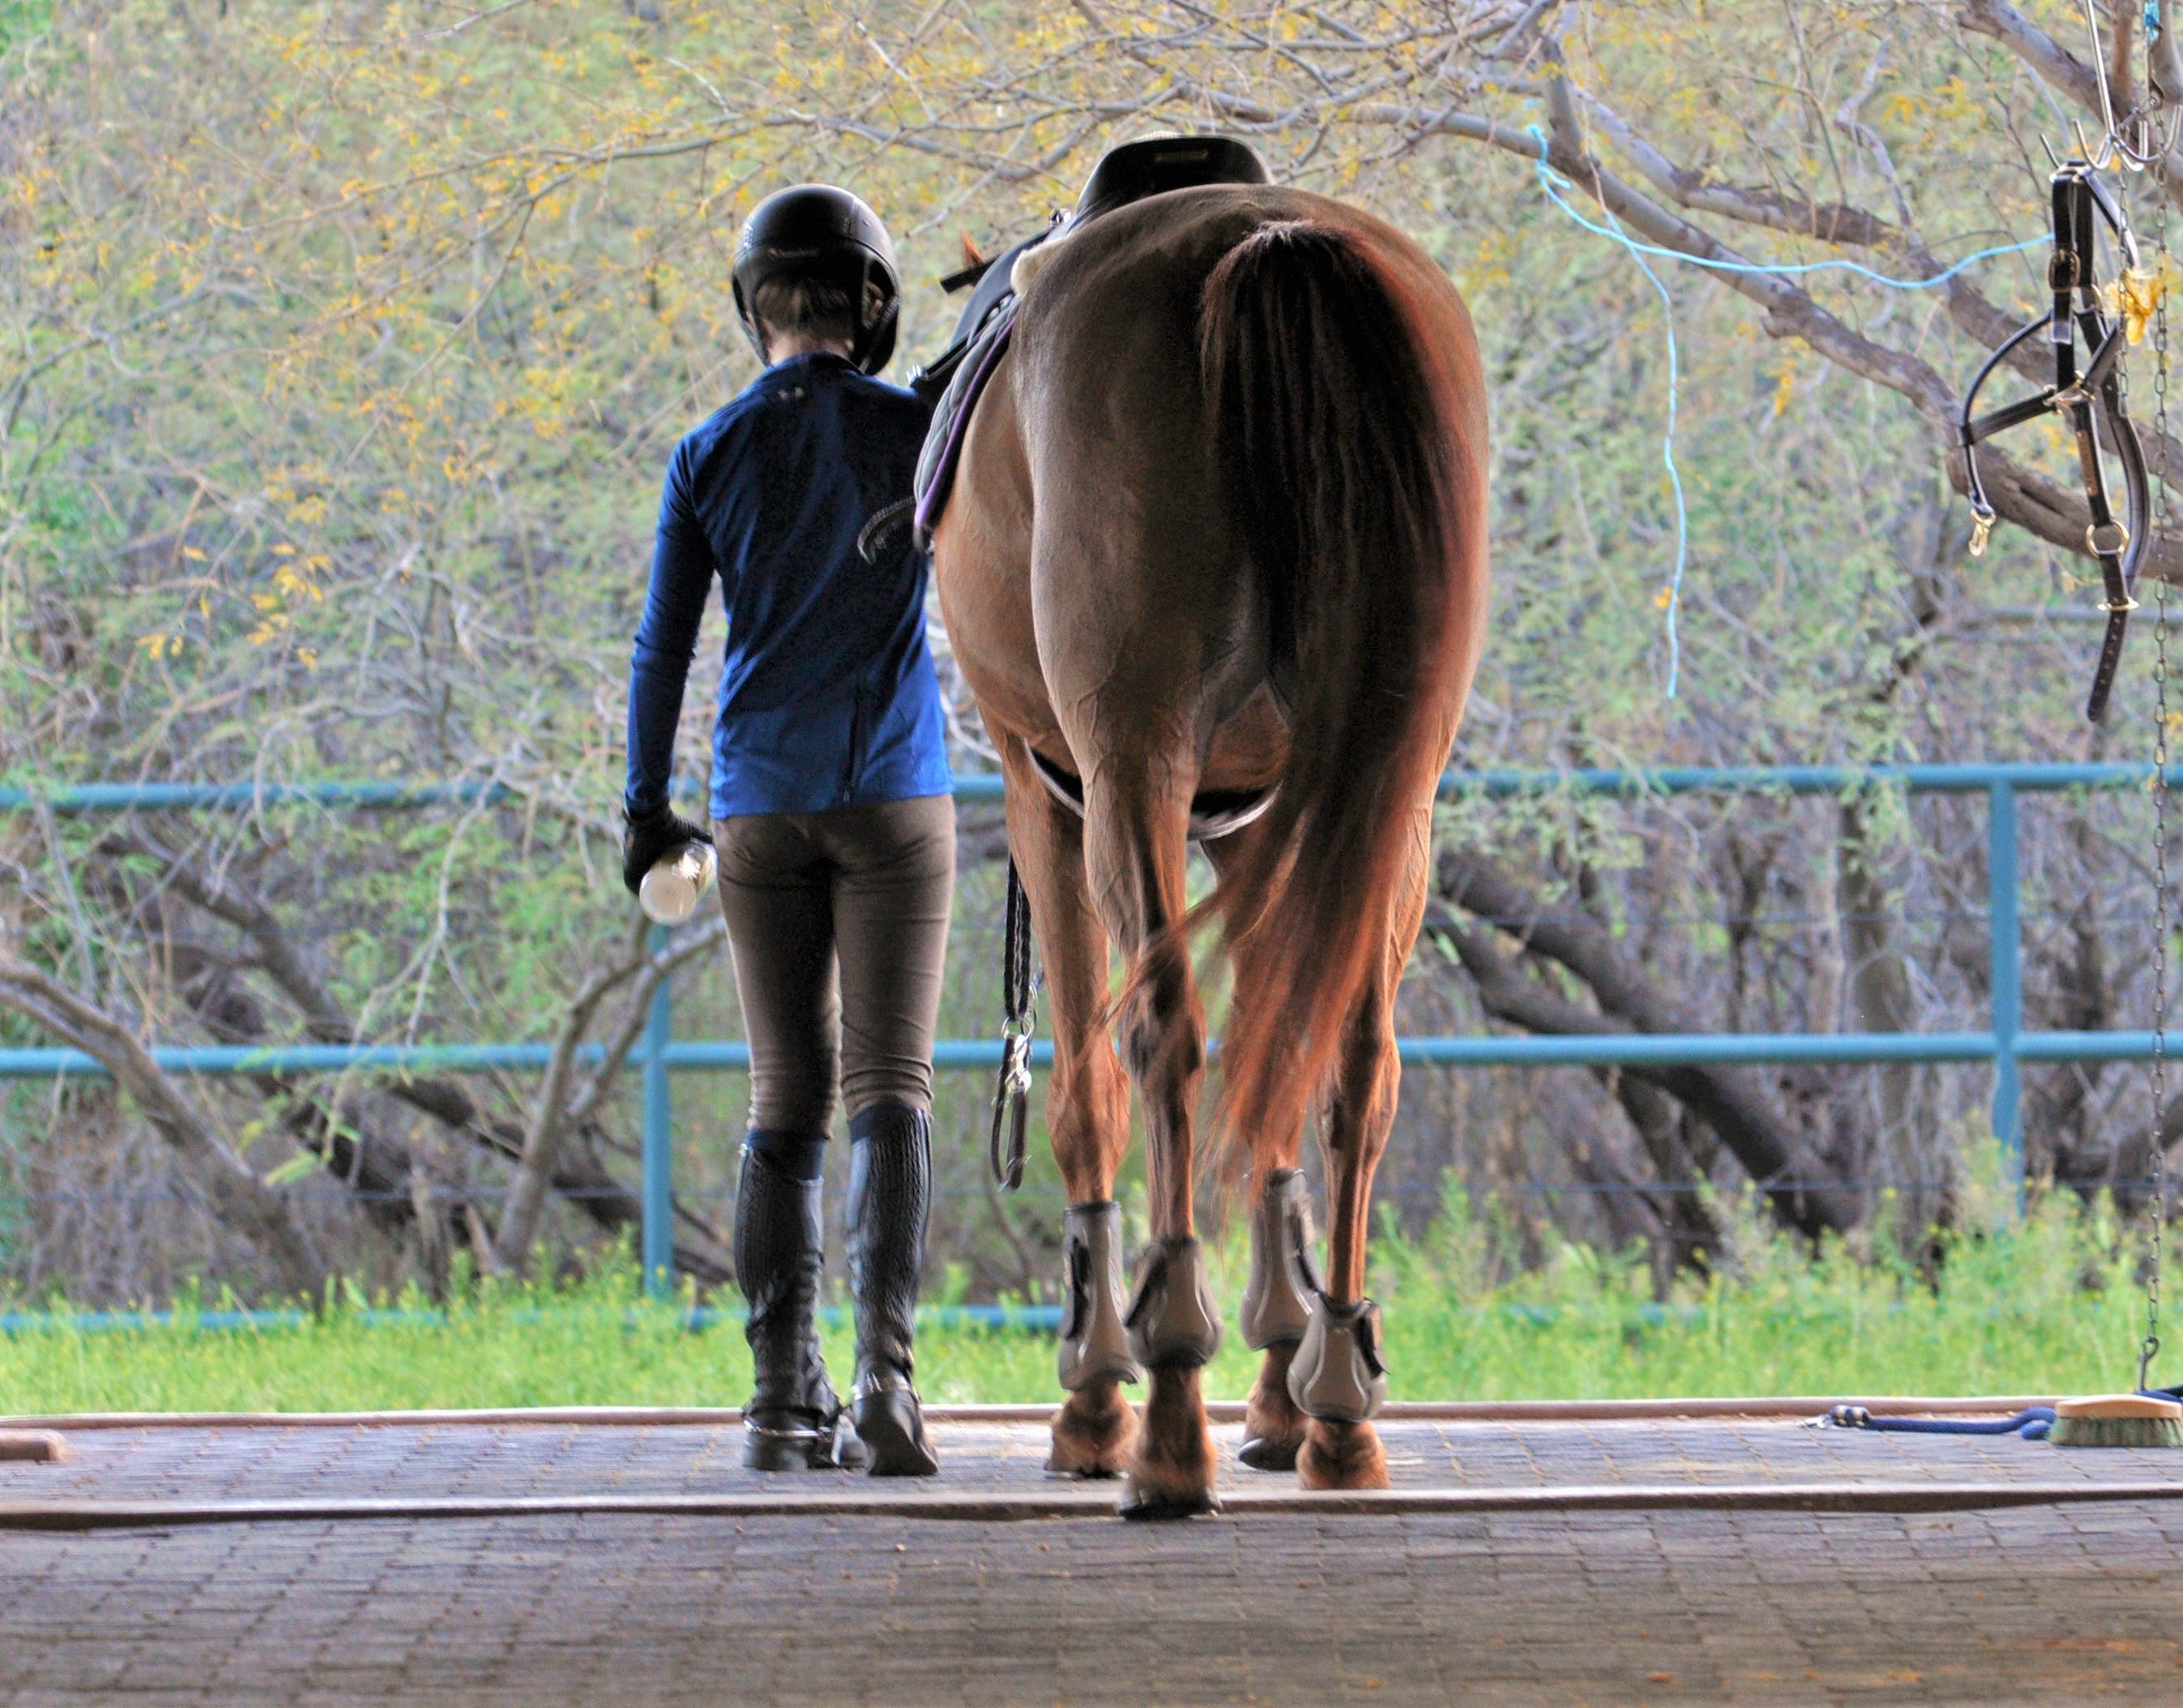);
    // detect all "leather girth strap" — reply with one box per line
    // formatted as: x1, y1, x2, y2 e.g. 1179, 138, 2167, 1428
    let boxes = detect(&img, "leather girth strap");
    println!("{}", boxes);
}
1022, 739, 1275, 844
